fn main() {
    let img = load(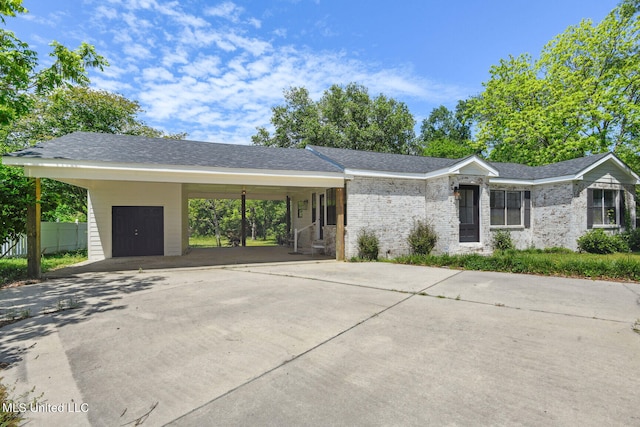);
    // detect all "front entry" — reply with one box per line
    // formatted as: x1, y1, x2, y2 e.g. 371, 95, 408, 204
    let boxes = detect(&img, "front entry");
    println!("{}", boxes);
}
459, 186, 480, 242
112, 206, 164, 257
319, 194, 325, 240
